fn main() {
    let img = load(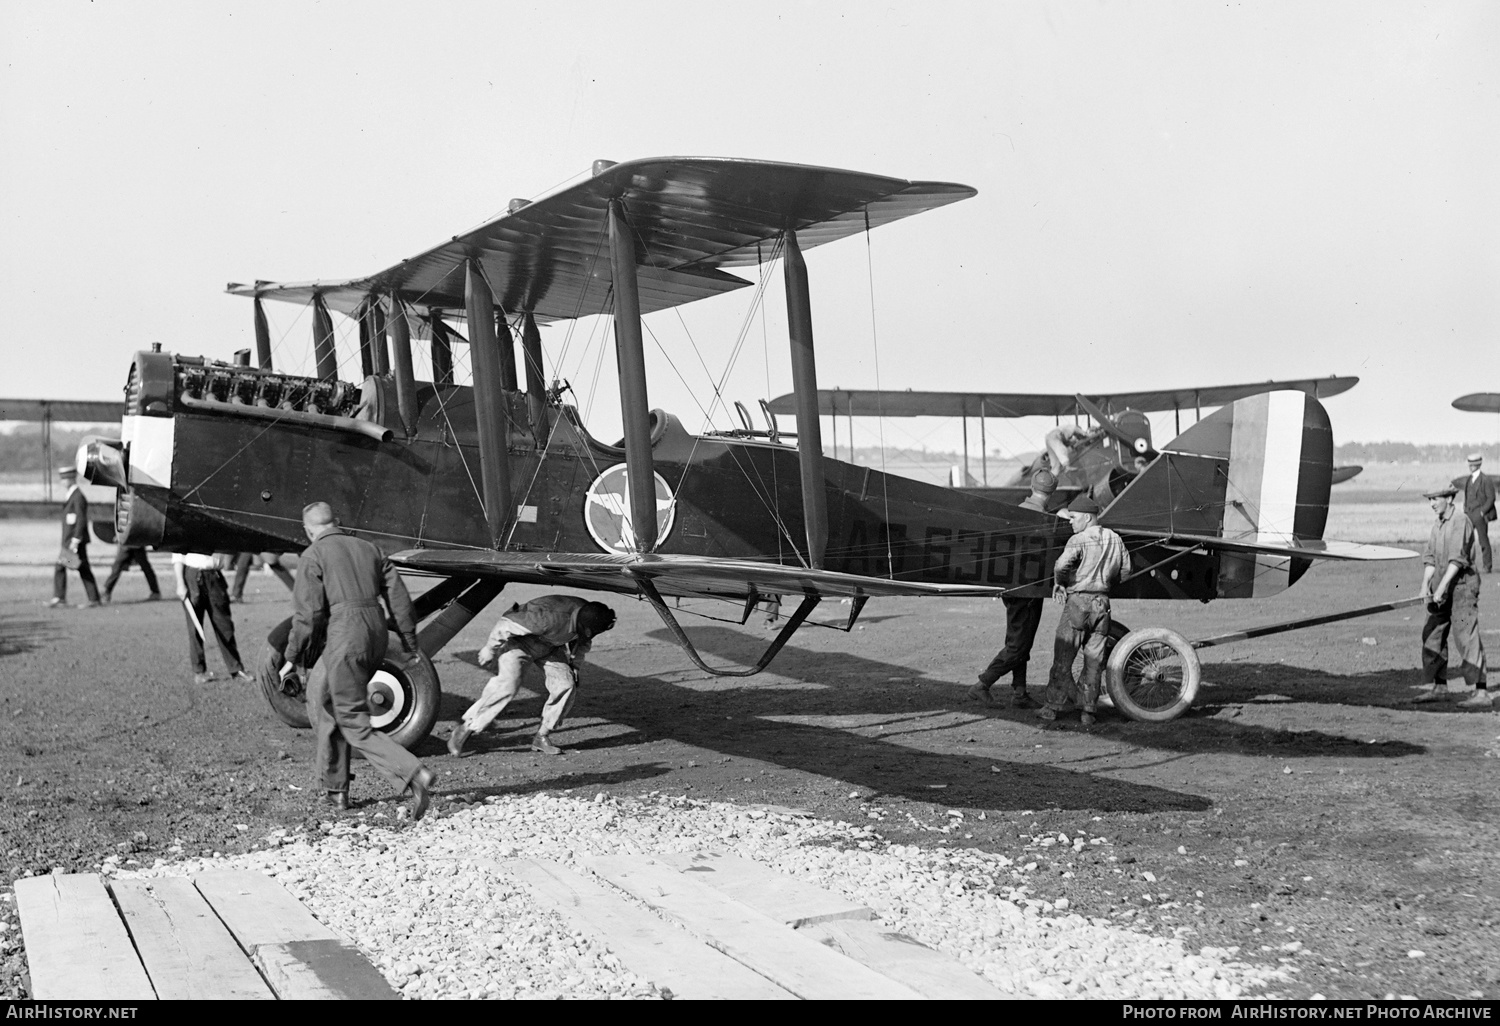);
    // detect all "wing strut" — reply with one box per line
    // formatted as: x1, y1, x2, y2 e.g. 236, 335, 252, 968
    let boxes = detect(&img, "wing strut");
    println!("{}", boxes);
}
252, 298, 272, 371
312, 294, 338, 381
520, 312, 548, 436
467, 259, 515, 549
635, 577, 822, 677
608, 196, 659, 552
784, 229, 828, 568
388, 296, 419, 436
